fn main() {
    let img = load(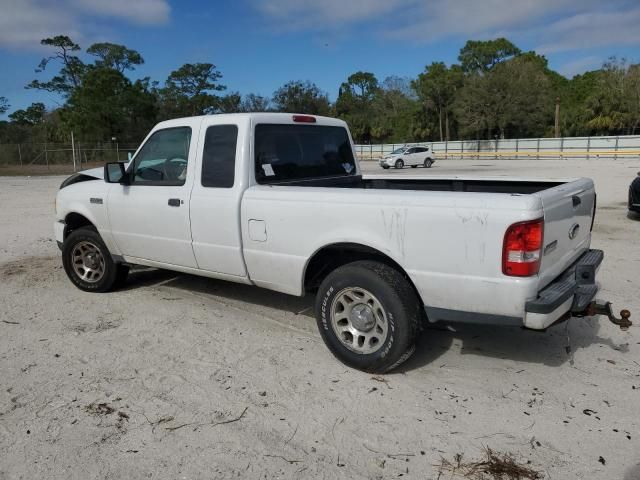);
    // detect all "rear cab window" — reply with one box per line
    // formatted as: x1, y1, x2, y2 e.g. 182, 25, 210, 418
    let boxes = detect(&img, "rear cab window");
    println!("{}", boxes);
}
201, 125, 238, 188
254, 124, 356, 184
